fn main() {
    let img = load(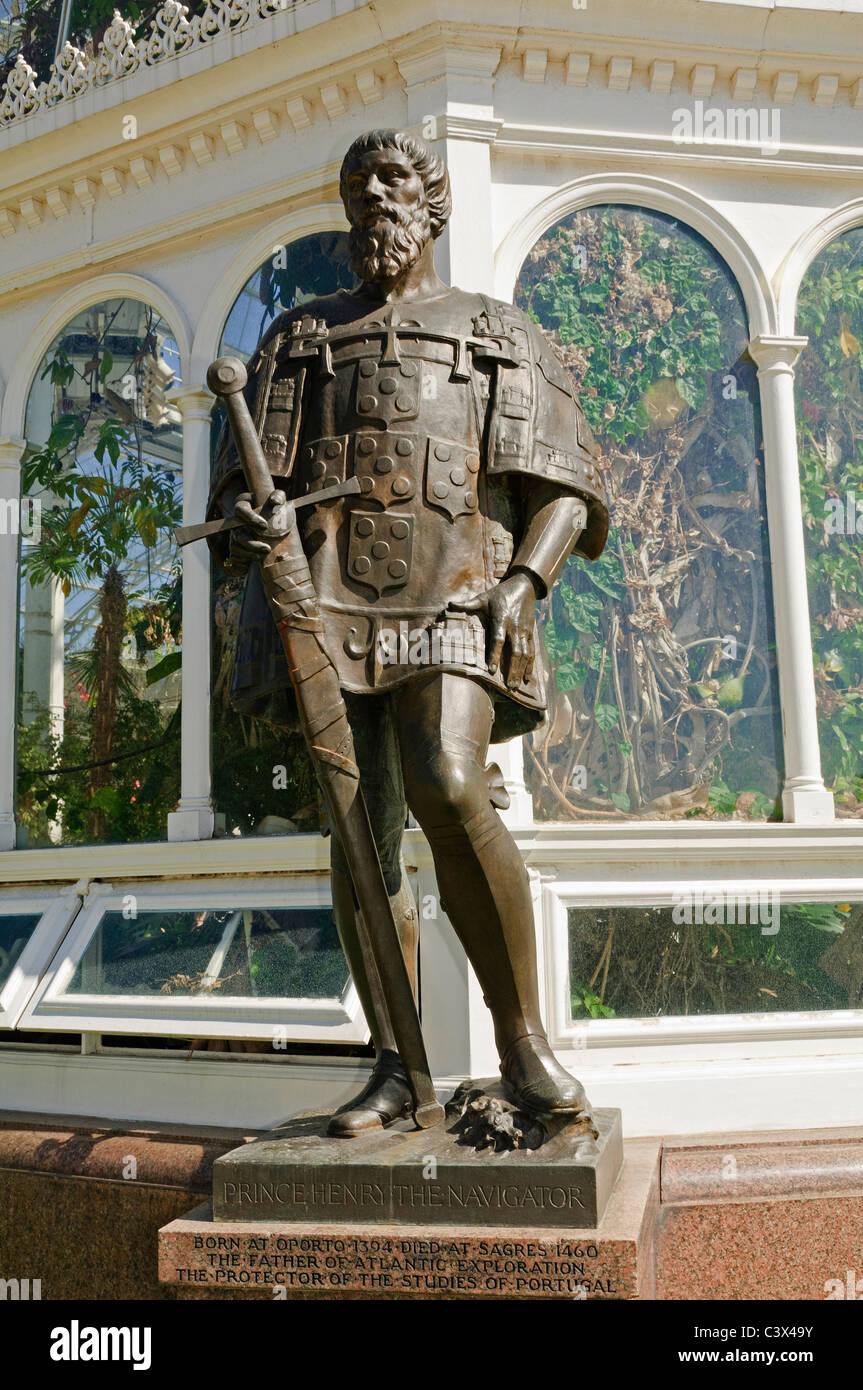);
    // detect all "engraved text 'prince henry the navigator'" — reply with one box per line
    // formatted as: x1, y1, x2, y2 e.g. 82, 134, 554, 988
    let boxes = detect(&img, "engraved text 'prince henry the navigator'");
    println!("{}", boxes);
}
208, 129, 609, 1134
